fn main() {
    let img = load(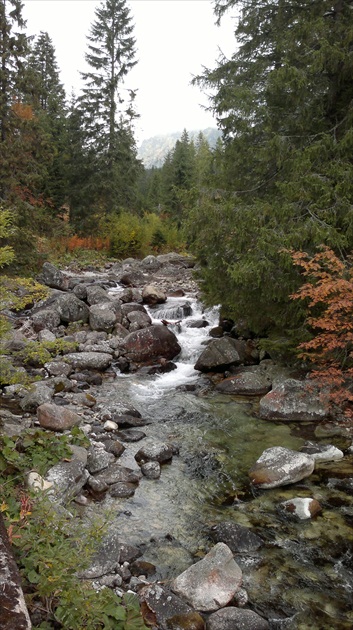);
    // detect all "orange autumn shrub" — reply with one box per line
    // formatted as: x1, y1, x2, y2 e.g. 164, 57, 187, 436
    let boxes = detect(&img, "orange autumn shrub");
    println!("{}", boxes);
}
61, 235, 110, 252
290, 246, 353, 418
